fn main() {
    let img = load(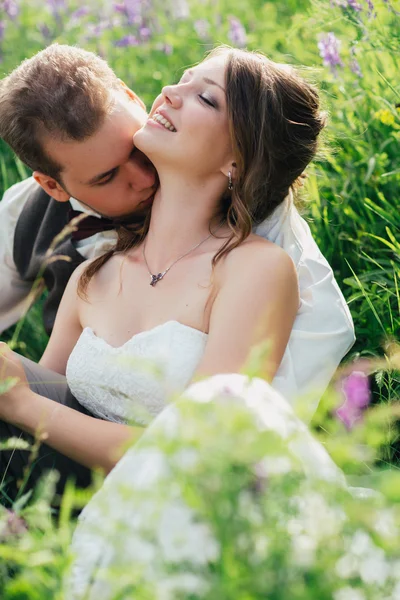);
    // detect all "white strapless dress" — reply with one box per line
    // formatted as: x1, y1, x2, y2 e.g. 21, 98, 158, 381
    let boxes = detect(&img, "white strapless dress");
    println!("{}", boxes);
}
66, 321, 208, 425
